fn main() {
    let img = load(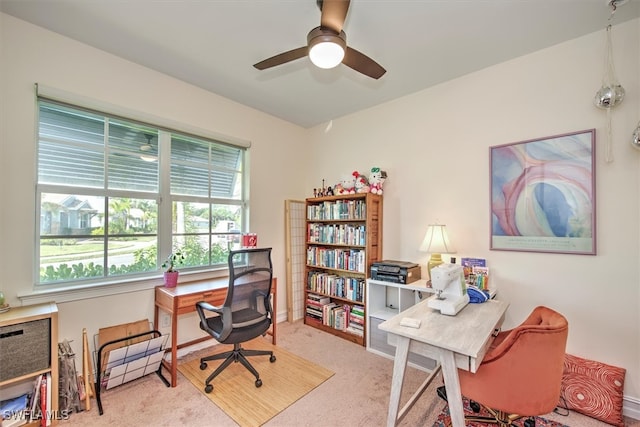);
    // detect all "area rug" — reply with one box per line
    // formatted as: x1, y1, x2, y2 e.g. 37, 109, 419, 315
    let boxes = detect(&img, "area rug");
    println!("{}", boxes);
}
433, 397, 570, 427
178, 338, 334, 427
